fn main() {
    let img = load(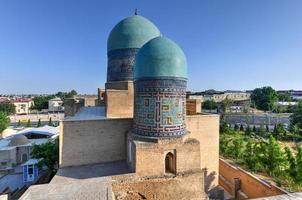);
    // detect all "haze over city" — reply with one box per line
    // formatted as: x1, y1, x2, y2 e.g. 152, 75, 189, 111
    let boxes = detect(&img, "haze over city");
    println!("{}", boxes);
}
0, 0, 302, 94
